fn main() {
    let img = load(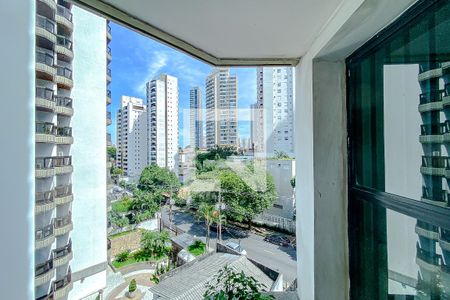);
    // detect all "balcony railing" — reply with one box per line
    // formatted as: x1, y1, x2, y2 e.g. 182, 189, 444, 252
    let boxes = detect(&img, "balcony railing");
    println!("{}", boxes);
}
56, 66, 72, 79
53, 270, 72, 292
421, 156, 448, 168
416, 243, 441, 266
36, 292, 54, 300
36, 122, 55, 135
35, 223, 54, 241
55, 95, 72, 108
55, 184, 72, 198
36, 15, 55, 33
55, 213, 71, 228
419, 90, 444, 104
36, 157, 53, 169
107, 47, 112, 55
36, 50, 54, 67
107, 111, 112, 119
107, 68, 112, 77
420, 123, 446, 135
422, 187, 447, 203
57, 35, 72, 50
36, 87, 55, 101
53, 156, 71, 167
107, 24, 111, 33
35, 259, 53, 277
107, 90, 111, 97
57, 4, 72, 21
56, 126, 72, 137
417, 220, 439, 233
53, 240, 72, 260
36, 190, 54, 205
